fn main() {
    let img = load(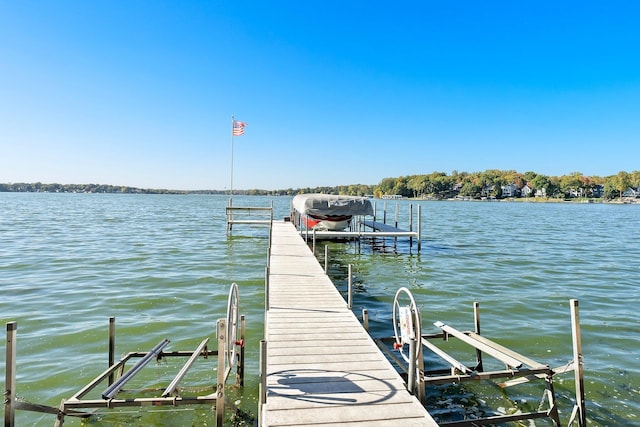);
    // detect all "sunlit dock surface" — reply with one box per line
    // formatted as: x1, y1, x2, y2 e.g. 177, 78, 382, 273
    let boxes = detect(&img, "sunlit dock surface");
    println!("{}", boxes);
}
260, 221, 438, 426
